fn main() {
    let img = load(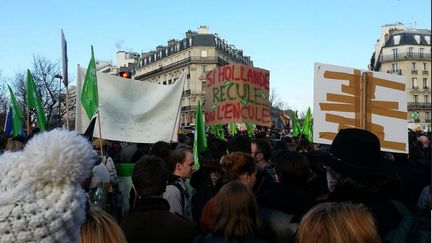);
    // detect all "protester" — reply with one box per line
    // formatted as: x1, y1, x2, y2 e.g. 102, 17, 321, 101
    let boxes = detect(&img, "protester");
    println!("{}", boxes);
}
121, 155, 196, 243
150, 140, 171, 164
190, 150, 224, 223
251, 138, 278, 183
259, 150, 315, 221
163, 147, 195, 221
78, 206, 127, 243
297, 202, 381, 243
196, 181, 268, 243
324, 128, 430, 242
200, 152, 257, 232
0, 129, 95, 242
